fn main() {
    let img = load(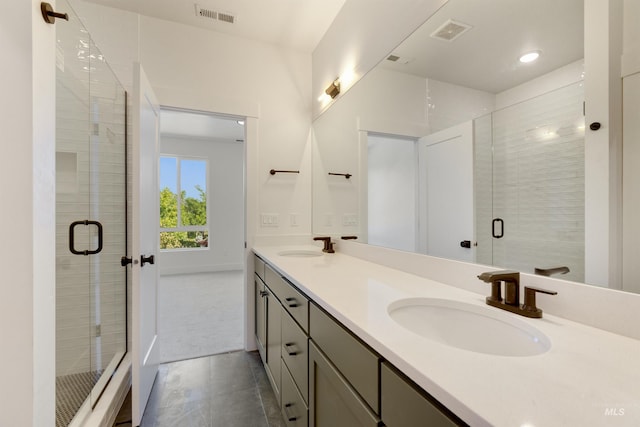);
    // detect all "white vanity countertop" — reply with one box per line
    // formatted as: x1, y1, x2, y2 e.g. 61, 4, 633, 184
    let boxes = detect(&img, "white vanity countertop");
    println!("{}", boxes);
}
253, 245, 640, 427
